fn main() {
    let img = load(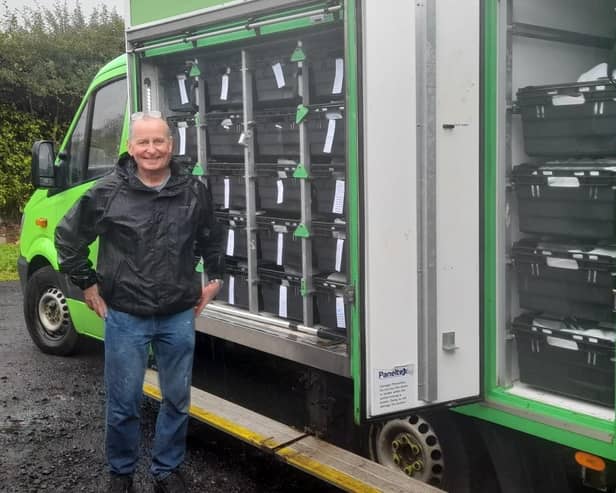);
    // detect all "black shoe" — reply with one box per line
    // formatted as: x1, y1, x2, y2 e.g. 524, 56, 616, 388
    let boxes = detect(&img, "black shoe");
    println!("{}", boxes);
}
108, 474, 135, 493
153, 470, 186, 493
